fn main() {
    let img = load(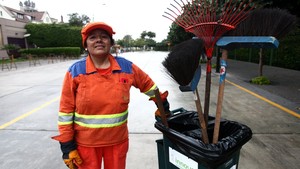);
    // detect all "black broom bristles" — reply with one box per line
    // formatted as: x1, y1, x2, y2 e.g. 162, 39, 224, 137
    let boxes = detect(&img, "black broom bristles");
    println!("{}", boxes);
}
224, 8, 298, 39
162, 38, 205, 86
